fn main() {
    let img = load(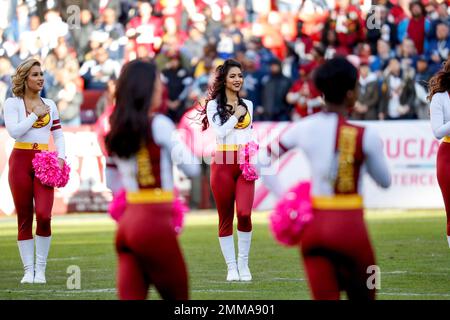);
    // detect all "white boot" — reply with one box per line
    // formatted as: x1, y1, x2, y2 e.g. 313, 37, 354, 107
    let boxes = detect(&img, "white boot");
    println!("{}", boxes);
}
447, 236, 450, 248
218, 235, 240, 281
237, 231, 252, 281
34, 235, 52, 284
17, 239, 35, 284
